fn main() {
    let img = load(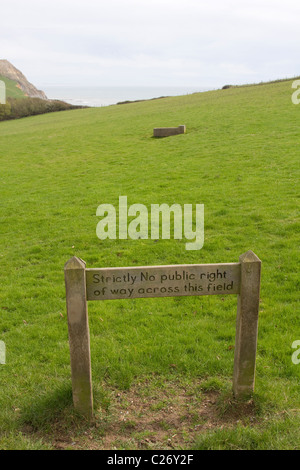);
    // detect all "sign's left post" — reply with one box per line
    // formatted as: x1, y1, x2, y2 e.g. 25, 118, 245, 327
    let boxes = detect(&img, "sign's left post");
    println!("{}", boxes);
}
64, 257, 93, 419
